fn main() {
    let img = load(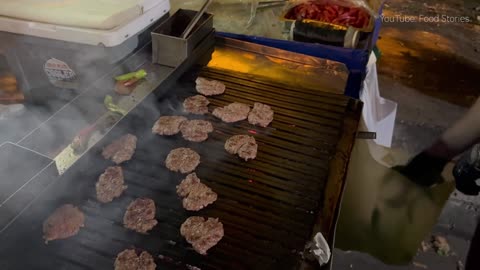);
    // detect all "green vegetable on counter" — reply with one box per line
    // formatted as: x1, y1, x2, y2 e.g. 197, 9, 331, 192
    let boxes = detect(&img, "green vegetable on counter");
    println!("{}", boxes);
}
114, 69, 147, 81
104, 95, 127, 116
